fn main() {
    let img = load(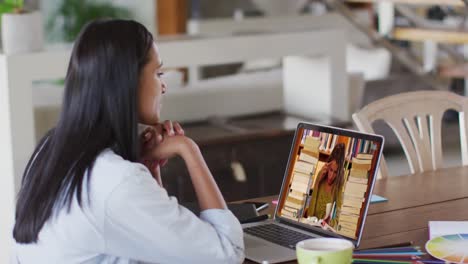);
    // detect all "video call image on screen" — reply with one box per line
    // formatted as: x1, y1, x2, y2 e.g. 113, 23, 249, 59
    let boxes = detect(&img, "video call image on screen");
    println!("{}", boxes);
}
278, 128, 381, 239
